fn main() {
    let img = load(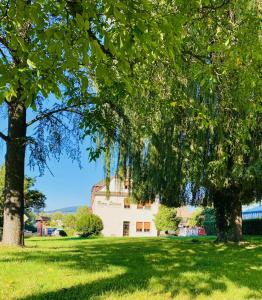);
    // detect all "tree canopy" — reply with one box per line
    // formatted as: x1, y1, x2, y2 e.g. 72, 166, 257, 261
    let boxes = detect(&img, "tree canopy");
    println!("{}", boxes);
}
88, 0, 262, 241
